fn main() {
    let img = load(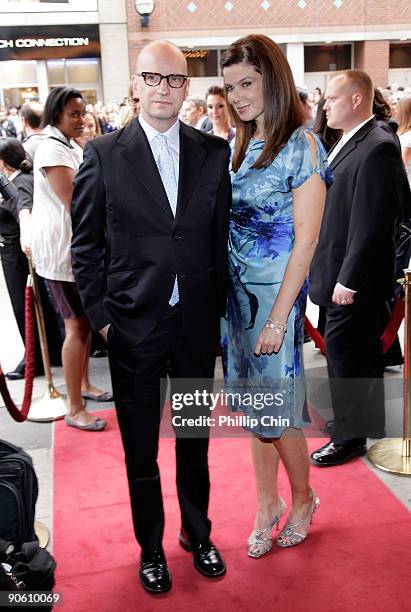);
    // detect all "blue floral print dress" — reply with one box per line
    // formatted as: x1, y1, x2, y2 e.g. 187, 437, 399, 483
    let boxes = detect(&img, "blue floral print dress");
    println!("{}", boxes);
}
221, 127, 332, 438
